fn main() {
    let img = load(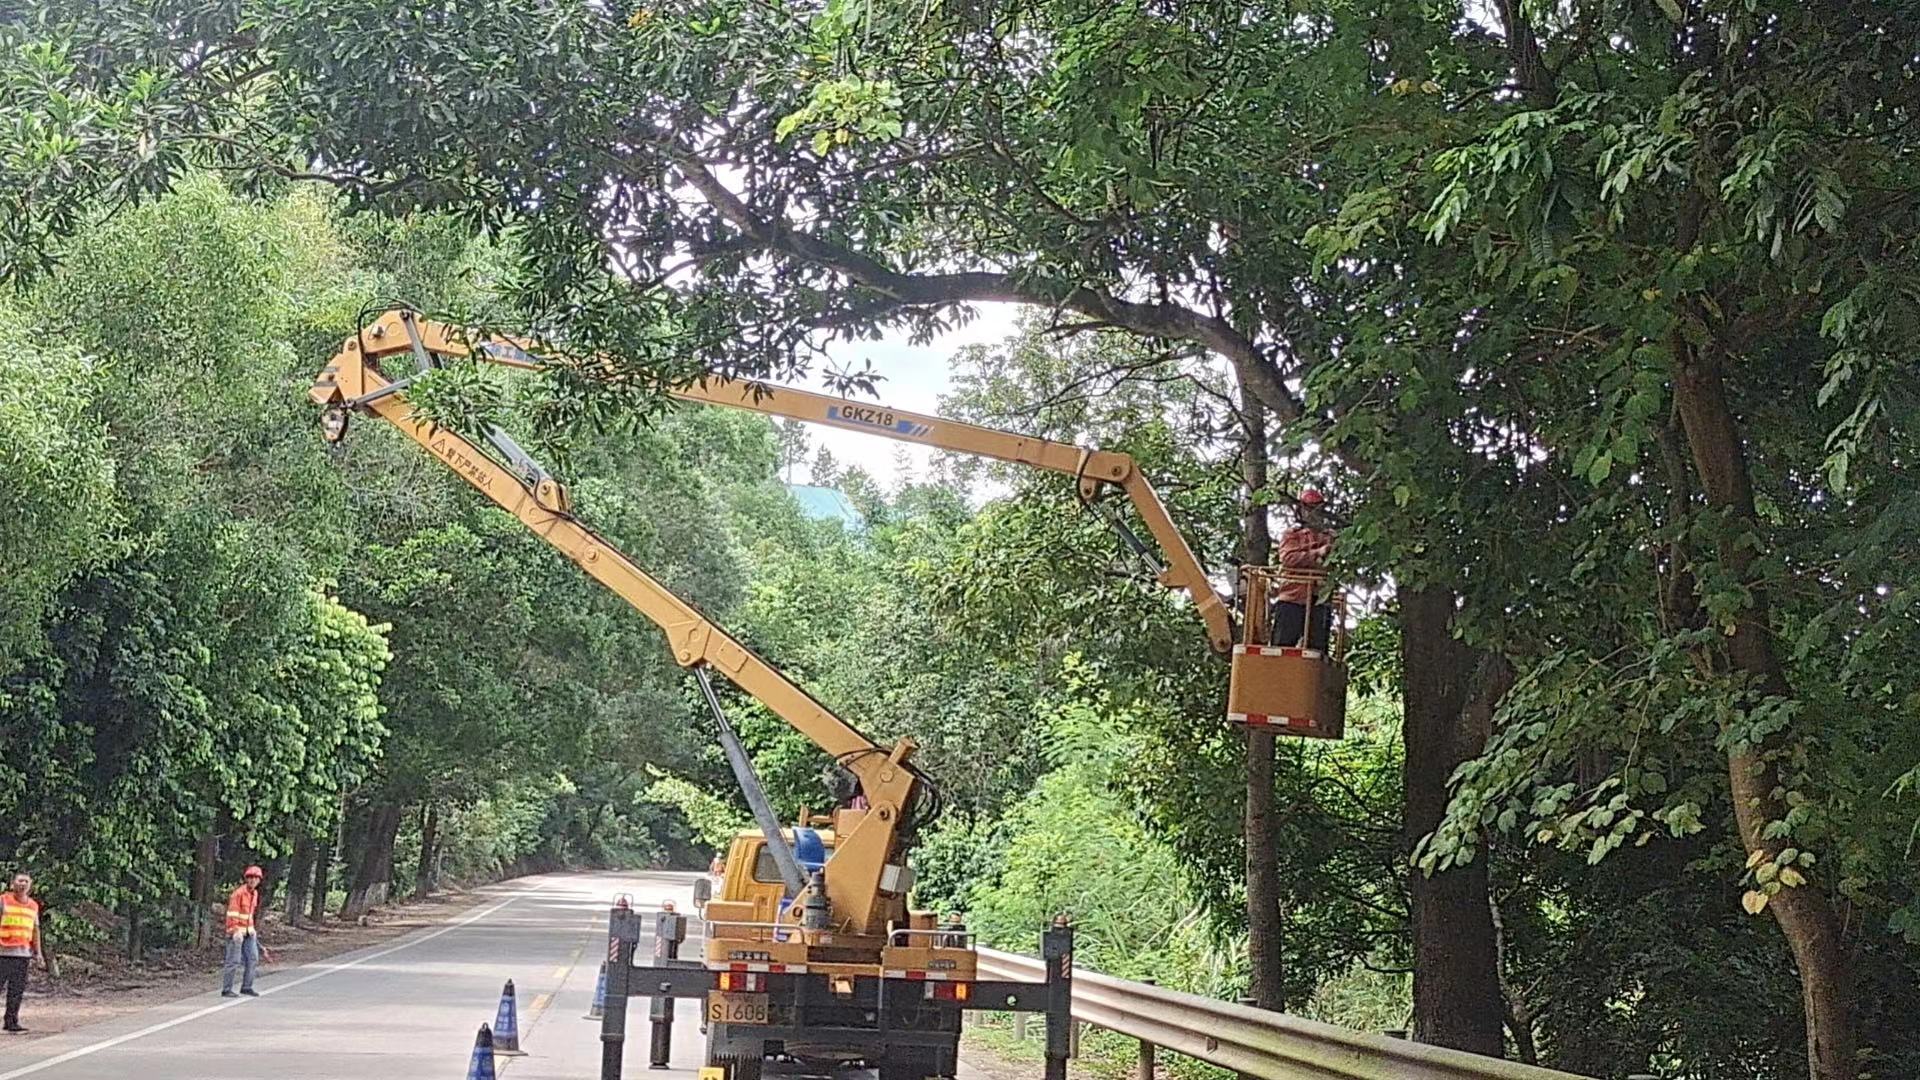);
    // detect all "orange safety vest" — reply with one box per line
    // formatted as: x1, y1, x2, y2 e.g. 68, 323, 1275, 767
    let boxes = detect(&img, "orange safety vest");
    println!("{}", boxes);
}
225, 885, 258, 935
1273, 525, 1336, 605
0, 895, 39, 955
